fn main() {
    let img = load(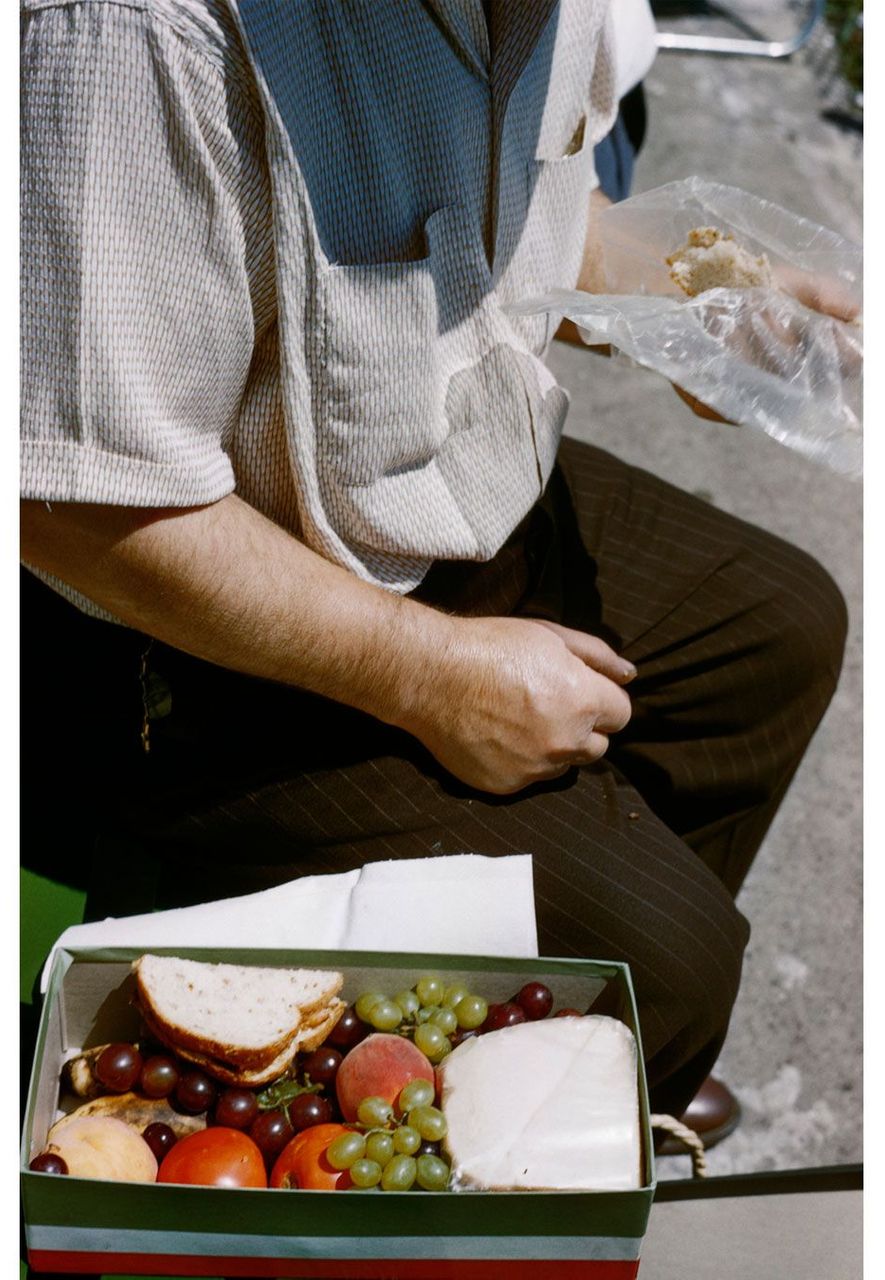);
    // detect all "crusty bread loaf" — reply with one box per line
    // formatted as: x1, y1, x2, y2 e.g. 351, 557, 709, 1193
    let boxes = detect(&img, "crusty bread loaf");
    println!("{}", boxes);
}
667, 226, 771, 297
133, 954, 343, 1073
